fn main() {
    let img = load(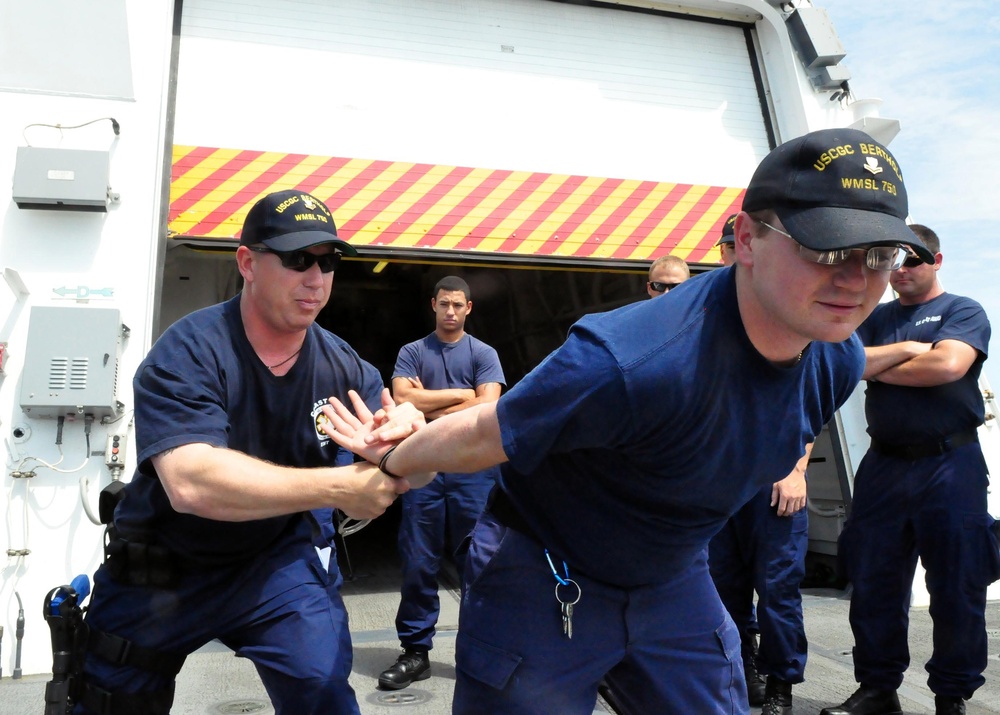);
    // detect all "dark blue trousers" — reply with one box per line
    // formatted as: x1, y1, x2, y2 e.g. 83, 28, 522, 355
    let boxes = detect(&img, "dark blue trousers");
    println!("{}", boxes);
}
396, 469, 496, 650
77, 521, 360, 715
452, 510, 747, 715
839, 443, 1000, 699
709, 484, 809, 682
